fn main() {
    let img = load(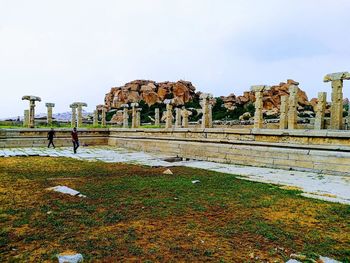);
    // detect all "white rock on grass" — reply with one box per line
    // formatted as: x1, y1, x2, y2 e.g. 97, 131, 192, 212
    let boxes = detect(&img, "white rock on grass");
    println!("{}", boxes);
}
192, 180, 200, 184
163, 169, 173, 175
319, 256, 342, 263
47, 186, 86, 198
57, 253, 83, 263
